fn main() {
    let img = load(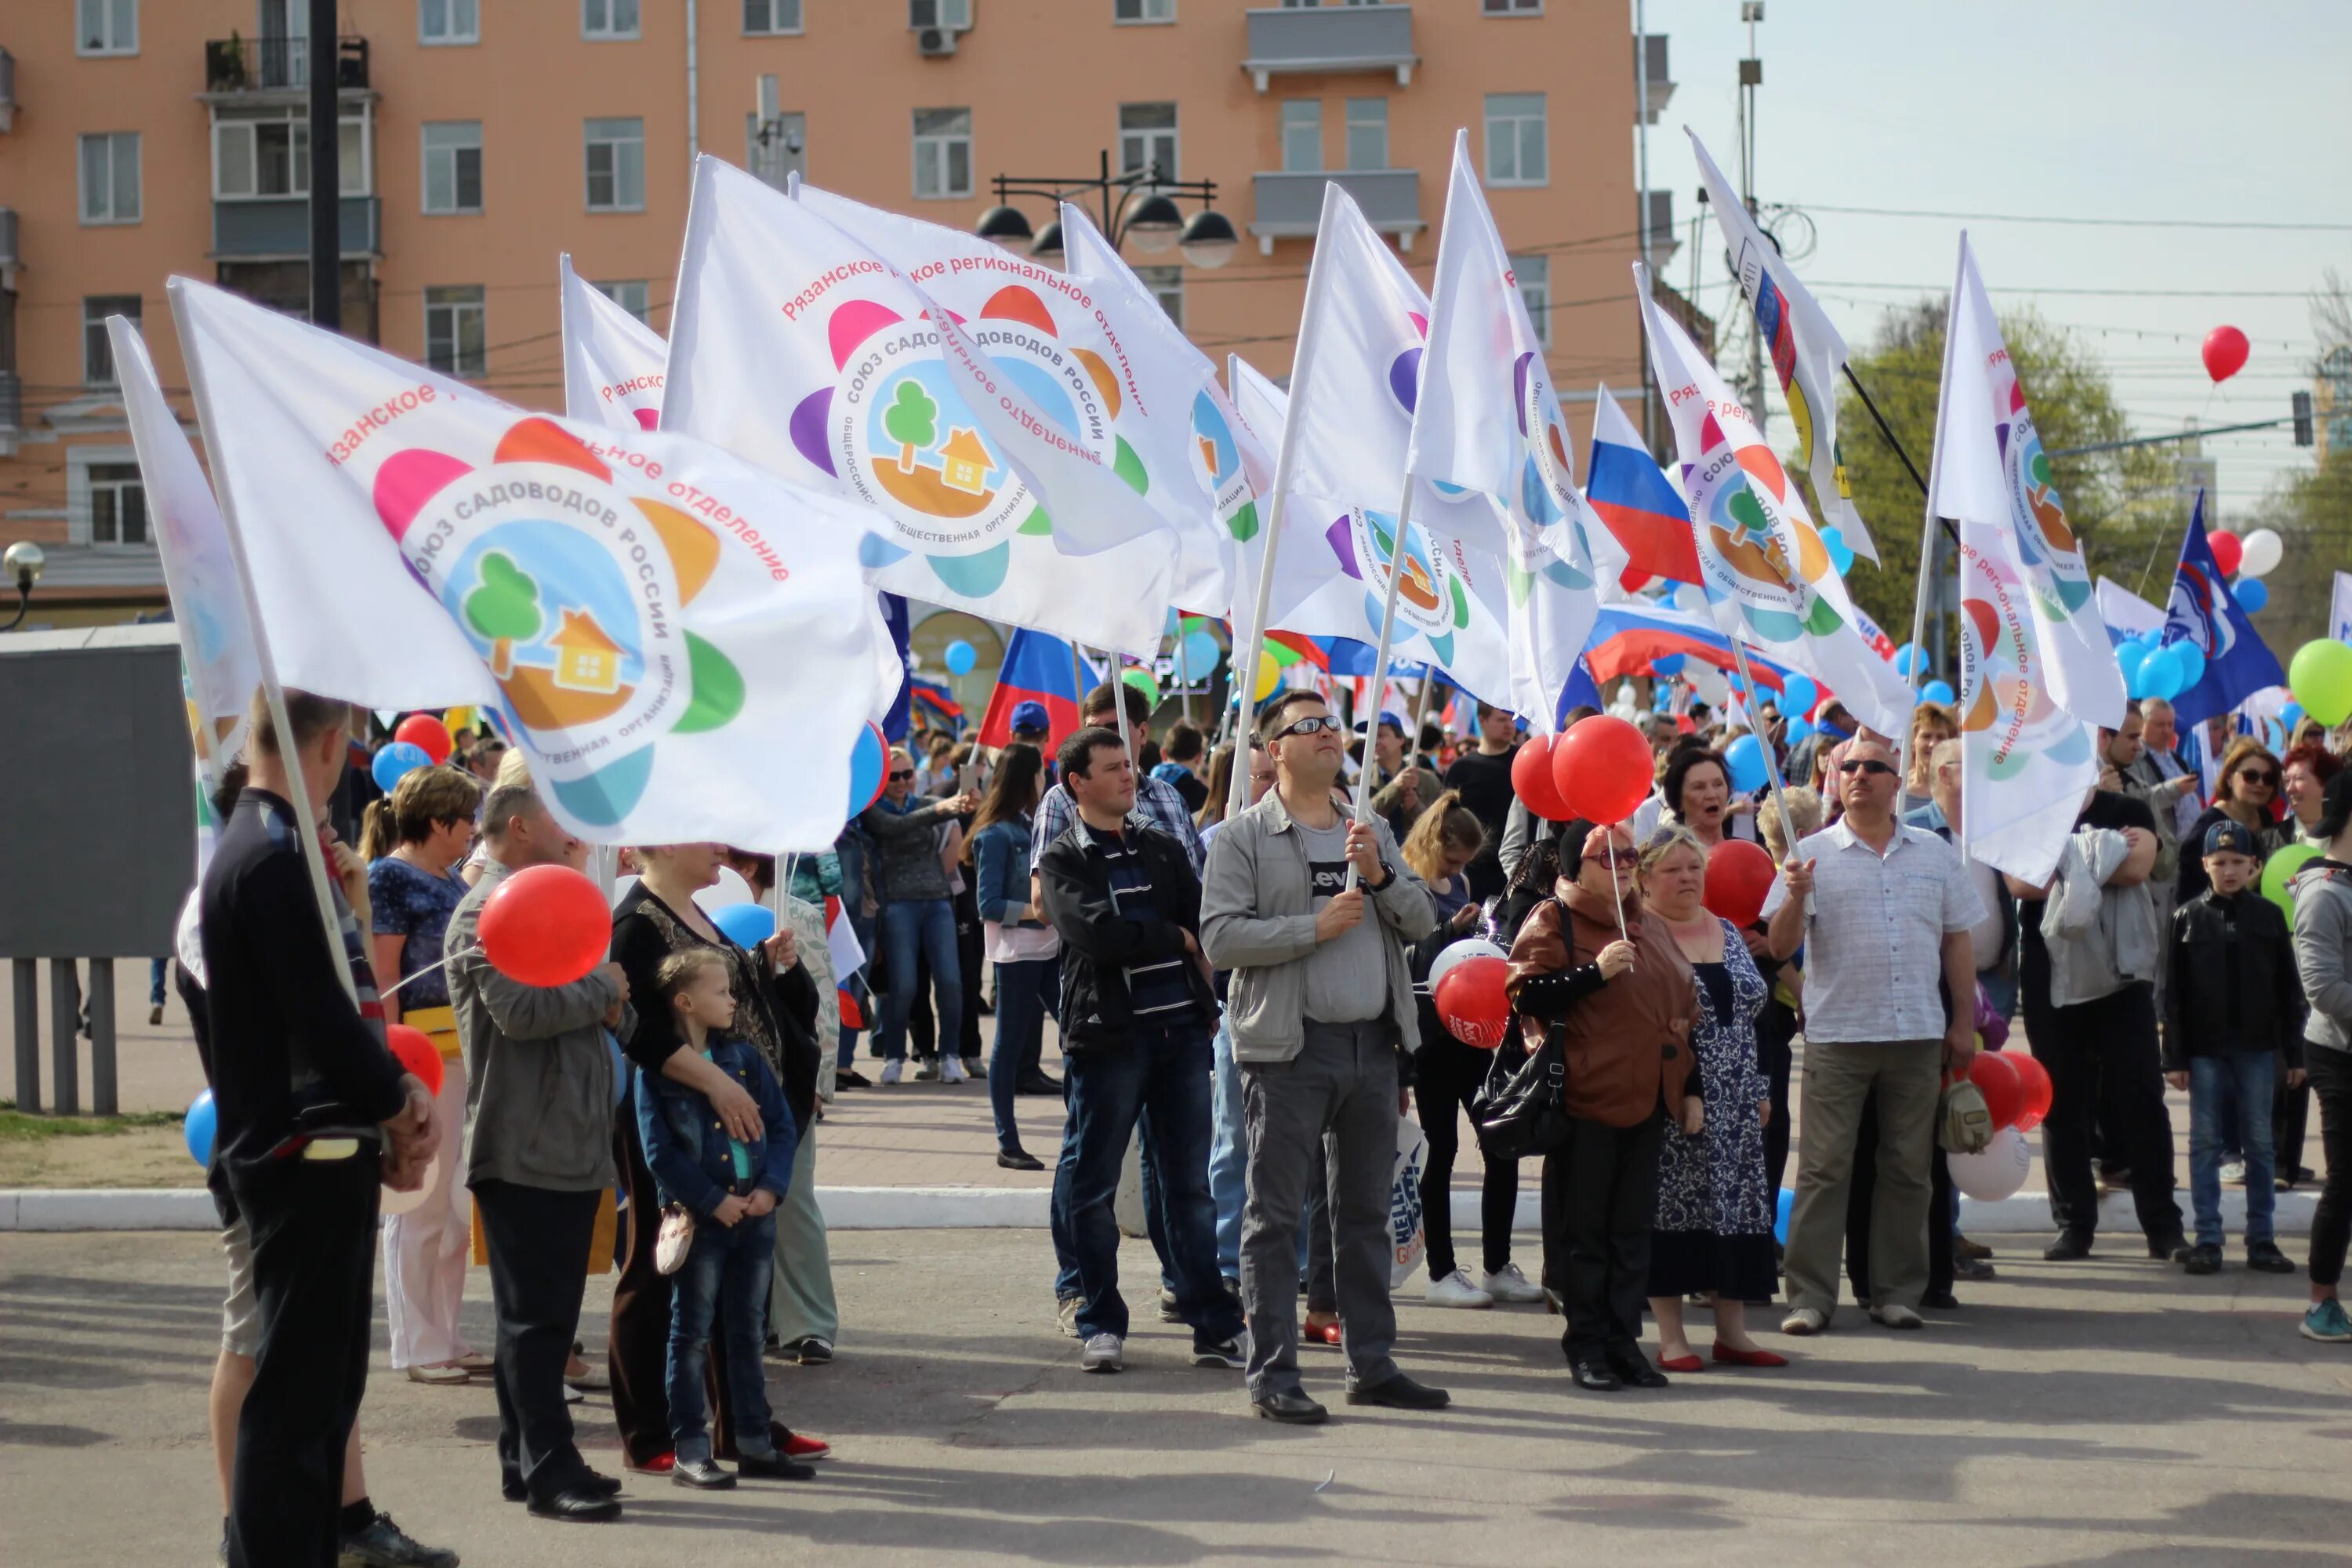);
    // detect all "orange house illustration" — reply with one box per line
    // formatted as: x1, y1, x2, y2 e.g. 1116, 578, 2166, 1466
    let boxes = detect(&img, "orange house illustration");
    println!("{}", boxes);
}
938, 427, 992, 495
546, 608, 624, 695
